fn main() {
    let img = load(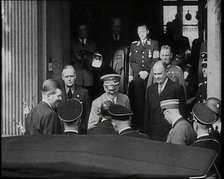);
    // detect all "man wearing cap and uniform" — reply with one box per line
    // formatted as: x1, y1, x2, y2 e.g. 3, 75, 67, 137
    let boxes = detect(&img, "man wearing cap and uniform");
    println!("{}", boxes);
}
57, 98, 83, 134
194, 57, 207, 103
191, 103, 221, 170
129, 23, 159, 131
161, 99, 196, 145
206, 97, 221, 142
88, 100, 116, 135
88, 74, 130, 130
108, 104, 149, 139
61, 65, 91, 134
